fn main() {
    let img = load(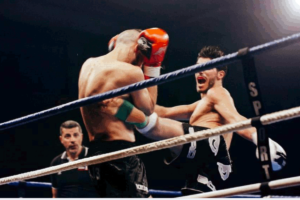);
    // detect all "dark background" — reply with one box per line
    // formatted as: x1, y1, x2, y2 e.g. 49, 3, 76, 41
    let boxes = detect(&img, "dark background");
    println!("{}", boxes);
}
1, 0, 300, 197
